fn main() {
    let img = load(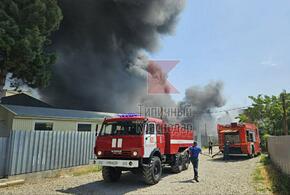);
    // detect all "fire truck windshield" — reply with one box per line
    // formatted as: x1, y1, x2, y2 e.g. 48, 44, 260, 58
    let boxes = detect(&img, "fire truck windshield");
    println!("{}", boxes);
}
99, 120, 145, 136
224, 132, 240, 144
